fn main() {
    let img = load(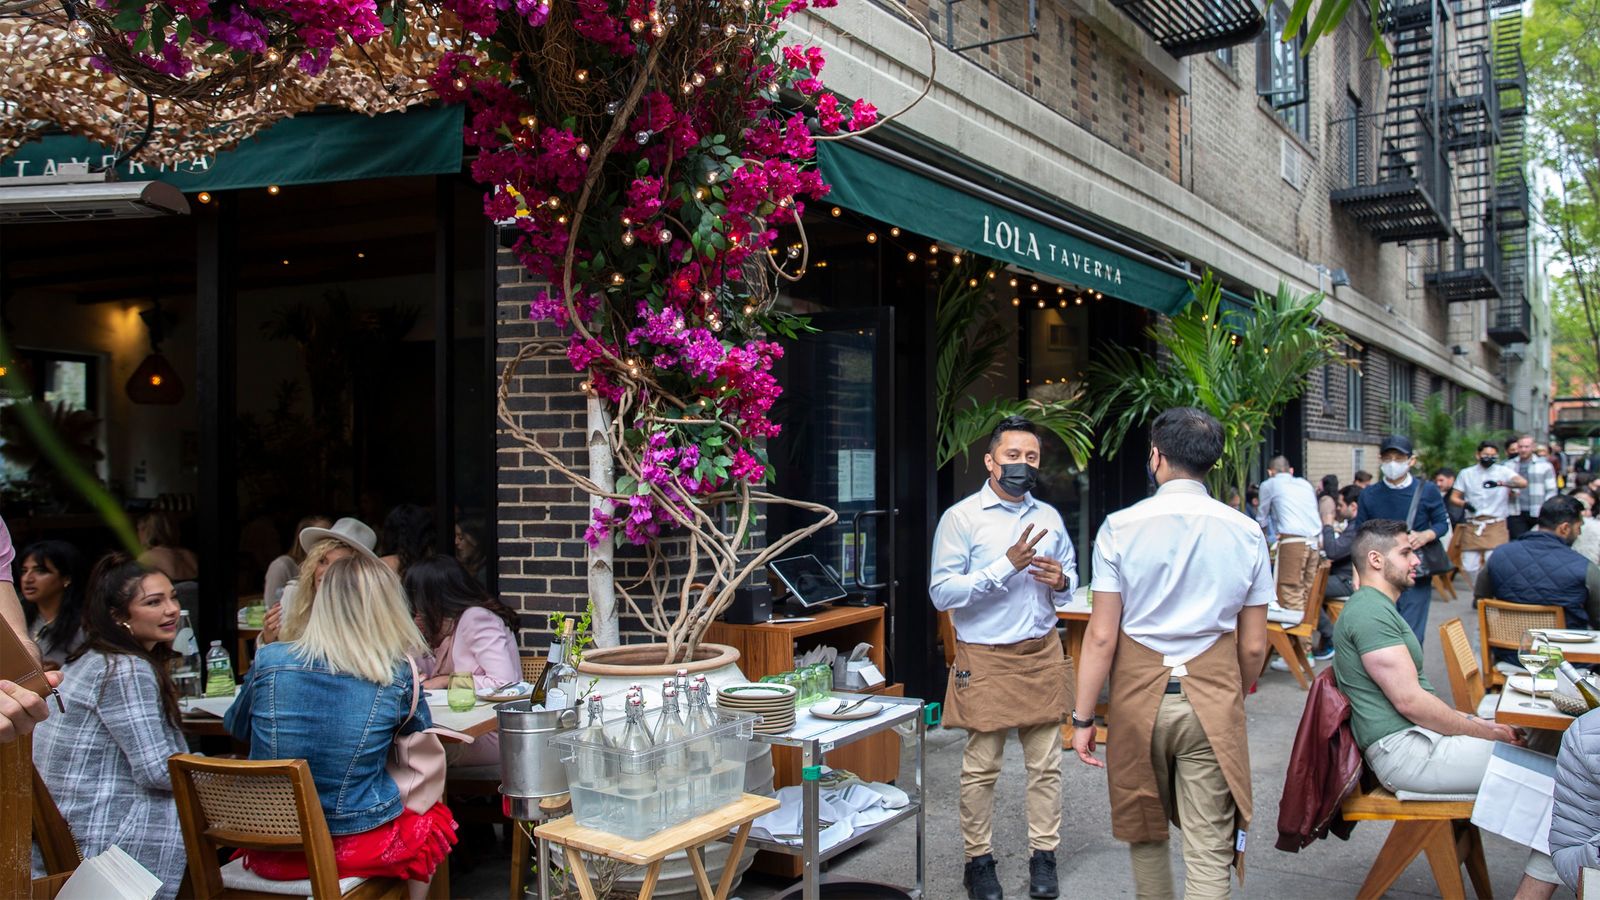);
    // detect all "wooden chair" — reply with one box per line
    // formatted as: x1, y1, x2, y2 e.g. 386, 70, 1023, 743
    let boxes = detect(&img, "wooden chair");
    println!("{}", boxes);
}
1477, 598, 1566, 689
1439, 617, 1489, 716
521, 654, 548, 685
1340, 783, 1490, 899
1325, 598, 1345, 624
168, 754, 408, 899
1266, 560, 1331, 690
31, 763, 79, 876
